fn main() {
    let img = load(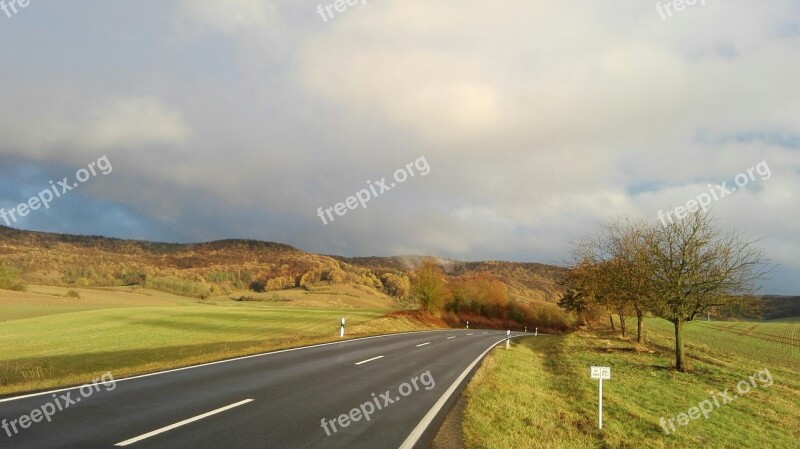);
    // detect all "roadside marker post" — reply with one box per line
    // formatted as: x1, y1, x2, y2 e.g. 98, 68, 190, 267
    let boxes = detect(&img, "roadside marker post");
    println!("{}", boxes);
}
466, 321, 469, 329
505, 330, 510, 349
524, 326, 527, 333
535, 328, 538, 337
590, 366, 611, 429
340, 318, 345, 337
